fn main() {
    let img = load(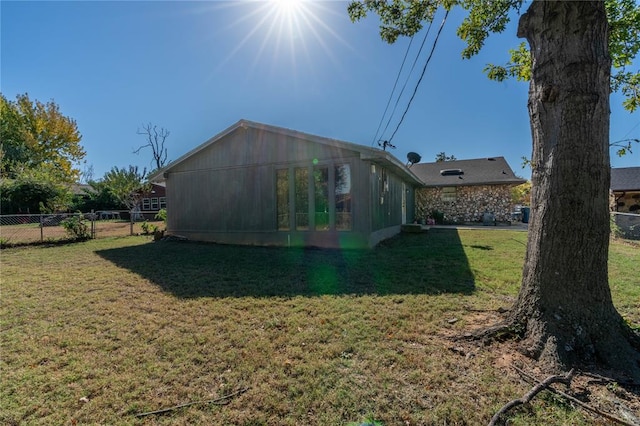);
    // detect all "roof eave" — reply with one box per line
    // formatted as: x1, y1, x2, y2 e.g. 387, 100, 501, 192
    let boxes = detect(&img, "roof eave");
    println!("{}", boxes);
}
360, 152, 424, 186
422, 179, 527, 187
